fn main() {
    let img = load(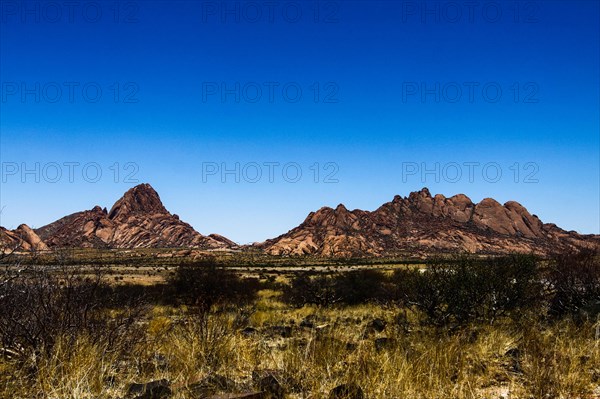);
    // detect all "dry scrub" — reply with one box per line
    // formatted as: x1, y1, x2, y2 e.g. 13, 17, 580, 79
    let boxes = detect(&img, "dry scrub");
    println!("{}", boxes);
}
1, 252, 599, 398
